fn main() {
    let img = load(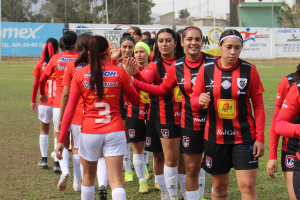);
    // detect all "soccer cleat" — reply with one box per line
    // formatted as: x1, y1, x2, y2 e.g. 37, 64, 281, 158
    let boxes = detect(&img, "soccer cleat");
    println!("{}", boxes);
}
154, 183, 160, 191
53, 161, 61, 174
124, 171, 134, 182
161, 191, 170, 200
145, 165, 150, 180
98, 185, 107, 200
57, 171, 70, 191
38, 157, 48, 168
73, 180, 81, 192
180, 190, 187, 200
147, 163, 152, 173
139, 181, 150, 194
